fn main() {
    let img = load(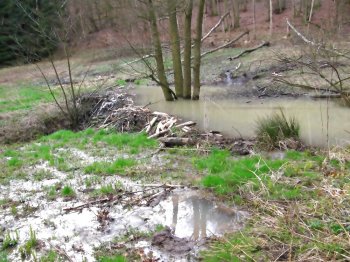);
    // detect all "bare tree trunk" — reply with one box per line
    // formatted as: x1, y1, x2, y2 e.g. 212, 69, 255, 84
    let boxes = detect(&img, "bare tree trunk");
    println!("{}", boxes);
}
232, 0, 240, 29
192, 0, 206, 100
183, 0, 193, 99
252, 0, 256, 39
147, 0, 174, 101
167, 0, 183, 98
269, 0, 273, 35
